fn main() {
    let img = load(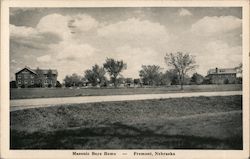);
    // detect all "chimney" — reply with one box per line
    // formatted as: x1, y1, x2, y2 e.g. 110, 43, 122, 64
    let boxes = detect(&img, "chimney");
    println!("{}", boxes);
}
215, 67, 218, 73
